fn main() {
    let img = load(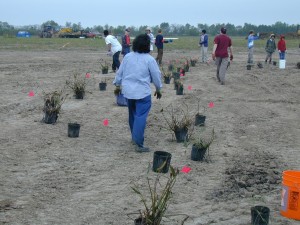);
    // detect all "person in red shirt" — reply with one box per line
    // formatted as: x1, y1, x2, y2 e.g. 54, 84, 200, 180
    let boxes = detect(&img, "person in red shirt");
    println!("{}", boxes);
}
121, 28, 131, 56
277, 35, 286, 60
212, 27, 233, 85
